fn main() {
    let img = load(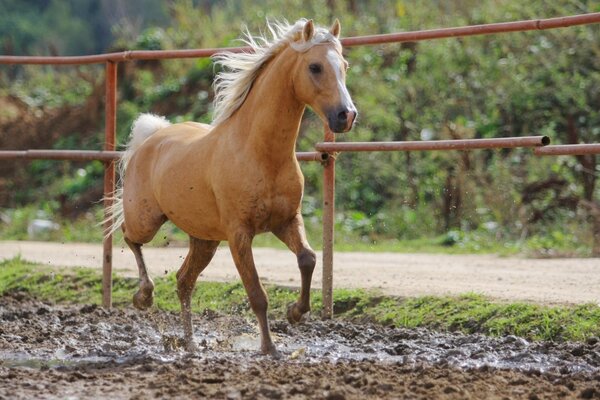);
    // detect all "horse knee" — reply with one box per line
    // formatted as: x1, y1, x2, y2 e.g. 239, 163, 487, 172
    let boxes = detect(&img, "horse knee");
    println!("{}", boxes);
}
248, 288, 269, 315
298, 248, 316, 273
